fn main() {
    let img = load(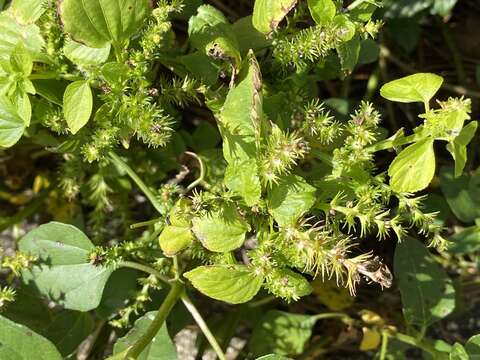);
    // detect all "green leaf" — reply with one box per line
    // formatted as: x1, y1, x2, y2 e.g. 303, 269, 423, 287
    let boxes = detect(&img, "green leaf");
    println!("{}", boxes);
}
188, 5, 241, 65
64, 39, 111, 66
113, 312, 177, 360
10, 43, 33, 76
465, 334, 480, 358
18, 222, 114, 311
450, 343, 469, 360
97, 268, 139, 319
219, 51, 262, 168
6, 0, 46, 24
252, 0, 298, 34
388, 138, 436, 193
256, 355, 292, 360
336, 34, 361, 71
159, 225, 193, 256
232, 16, 272, 54
268, 175, 316, 227
0, 315, 62, 360
45, 312, 94, 357
440, 167, 480, 223
180, 52, 220, 86
248, 310, 317, 357
394, 237, 456, 328
446, 121, 478, 177
307, 0, 336, 26
224, 159, 262, 206
269, 268, 312, 300
358, 38, 380, 65
184, 265, 263, 304
59, 0, 152, 48
0, 95, 26, 148
332, 15, 356, 42
192, 205, 250, 252
0, 13, 45, 61
448, 226, 480, 254
380, 73, 444, 105
63, 80, 93, 134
